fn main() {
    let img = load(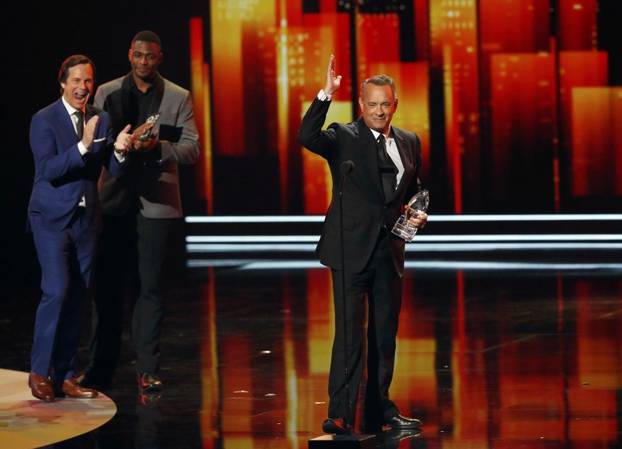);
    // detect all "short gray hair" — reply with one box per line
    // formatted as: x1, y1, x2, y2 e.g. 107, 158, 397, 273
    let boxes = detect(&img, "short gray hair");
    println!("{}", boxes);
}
361, 74, 397, 98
